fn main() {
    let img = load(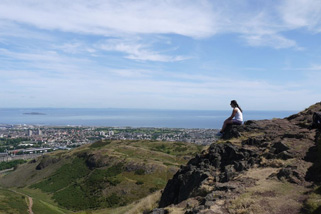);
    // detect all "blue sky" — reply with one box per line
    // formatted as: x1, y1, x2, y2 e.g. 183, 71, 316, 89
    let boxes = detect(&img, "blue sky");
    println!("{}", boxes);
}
0, 0, 320, 110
